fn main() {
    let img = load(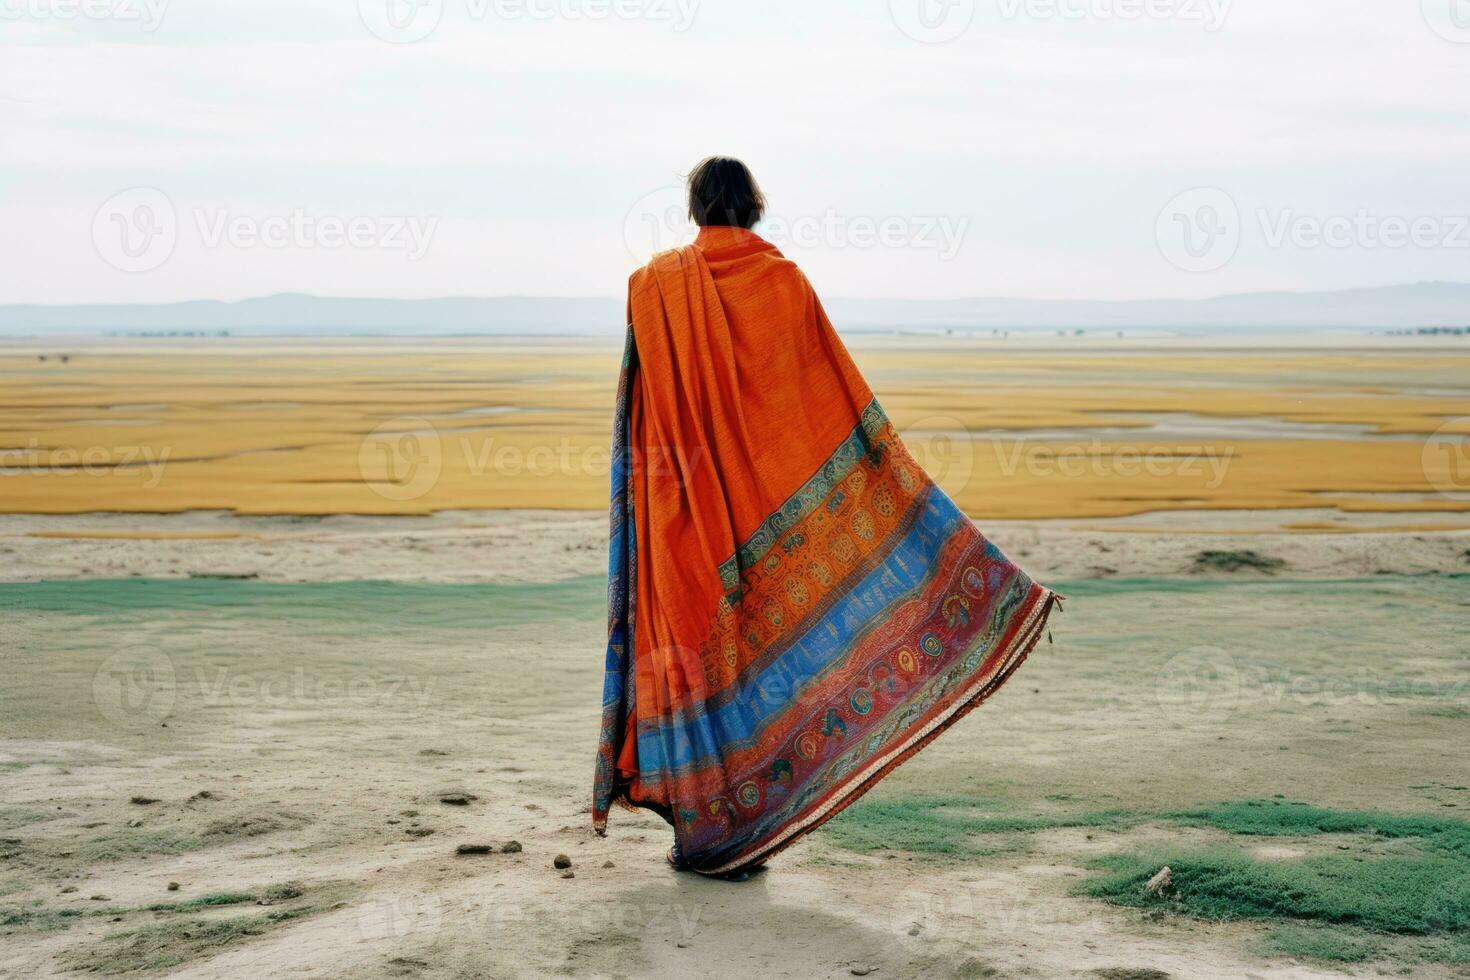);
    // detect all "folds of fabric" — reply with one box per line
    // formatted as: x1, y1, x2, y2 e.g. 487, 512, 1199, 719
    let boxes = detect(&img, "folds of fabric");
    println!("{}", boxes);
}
594, 227, 1058, 875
